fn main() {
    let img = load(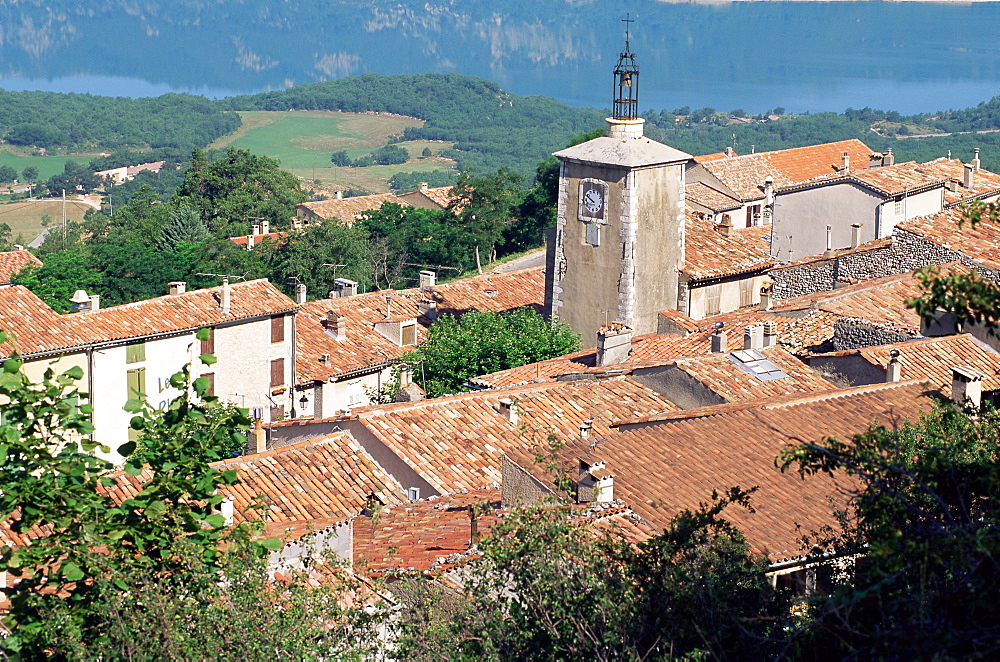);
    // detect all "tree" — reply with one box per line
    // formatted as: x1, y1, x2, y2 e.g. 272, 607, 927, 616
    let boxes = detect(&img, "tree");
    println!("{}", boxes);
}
448, 167, 524, 265
778, 401, 1000, 659
11, 248, 102, 312
268, 222, 372, 298
421, 146, 432, 157
159, 204, 213, 249
404, 308, 580, 397
44, 160, 99, 195
21, 165, 38, 183
395, 486, 786, 660
174, 147, 308, 238
0, 165, 18, 183
372, 144, 409, 165
0, 335, 383, 658
330, 150, 351, 166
